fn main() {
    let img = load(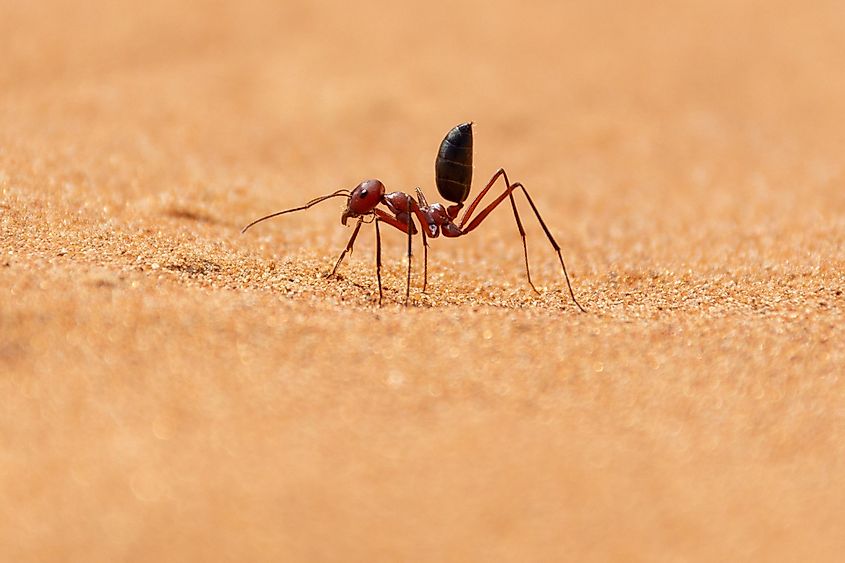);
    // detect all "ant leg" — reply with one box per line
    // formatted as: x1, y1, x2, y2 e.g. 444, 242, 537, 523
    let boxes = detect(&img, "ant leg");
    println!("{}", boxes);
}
329, 217, 364, 277
515, 183, 585, 312
405, 212, 413, 306
421, 228, 428, 293
375, 218, 383, 305
458, 168, 508, 228
506, 187, 539, 294
463, 181, 586, 313
374, 207, 427, 300
412, 189, 431, 291
404, 212, 428, 297
460, 169, 538, 293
